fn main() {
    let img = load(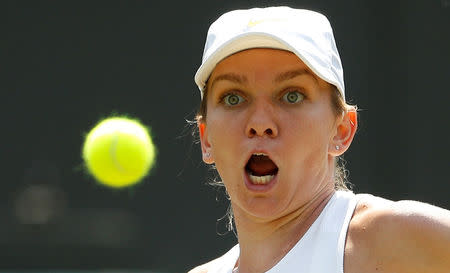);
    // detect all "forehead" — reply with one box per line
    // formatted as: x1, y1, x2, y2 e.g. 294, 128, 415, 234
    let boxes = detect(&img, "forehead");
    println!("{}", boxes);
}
215, 48, 305, 70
